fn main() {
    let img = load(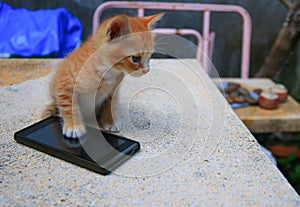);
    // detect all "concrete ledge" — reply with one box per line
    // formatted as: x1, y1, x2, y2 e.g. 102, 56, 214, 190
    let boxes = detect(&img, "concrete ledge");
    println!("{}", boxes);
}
1, 59, 299, 206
